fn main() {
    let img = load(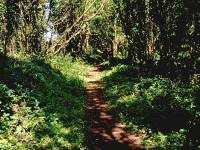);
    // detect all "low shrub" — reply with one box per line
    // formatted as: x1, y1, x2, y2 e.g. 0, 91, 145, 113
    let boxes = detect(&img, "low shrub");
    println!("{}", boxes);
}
0, 53, 90, 149
103, 64, 200, 149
